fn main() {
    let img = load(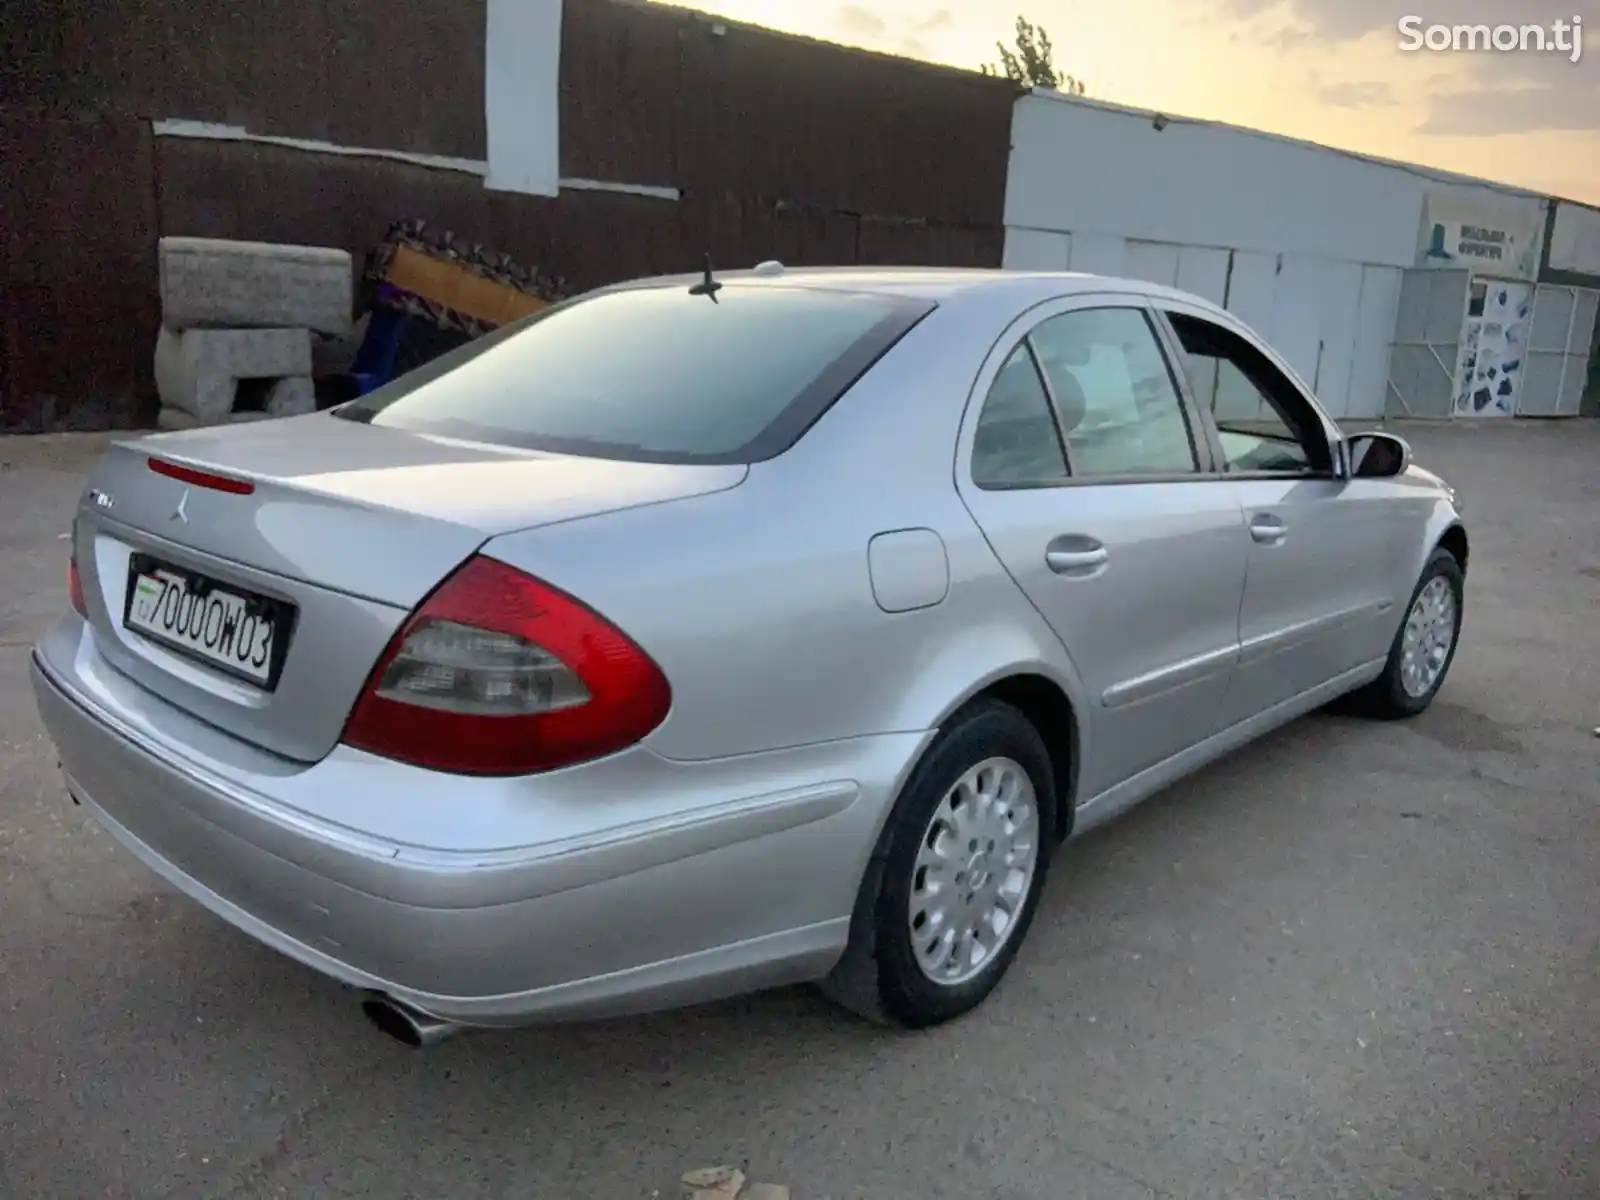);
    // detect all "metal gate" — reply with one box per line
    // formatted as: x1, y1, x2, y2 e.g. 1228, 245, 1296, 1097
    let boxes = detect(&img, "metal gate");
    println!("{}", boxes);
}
1386, 271, 1600, 418
1519, 284, 1600, 417
1385, 268, 1469, 418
